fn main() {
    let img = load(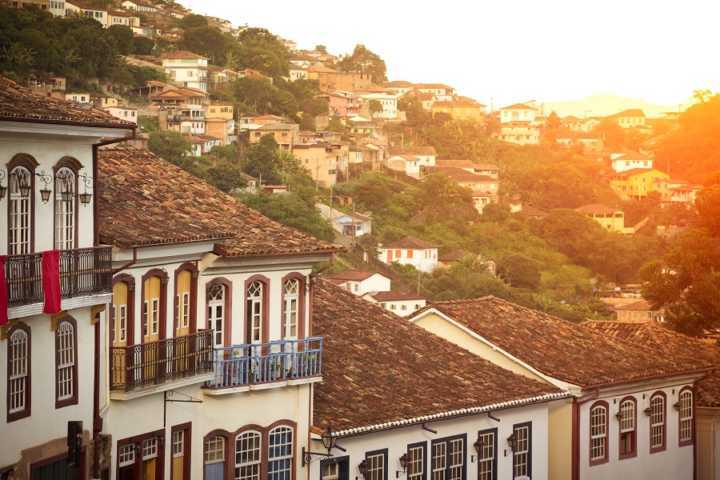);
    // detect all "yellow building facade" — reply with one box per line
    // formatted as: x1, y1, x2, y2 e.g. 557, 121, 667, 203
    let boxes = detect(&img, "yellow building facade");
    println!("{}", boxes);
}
610, 168, 669, 200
